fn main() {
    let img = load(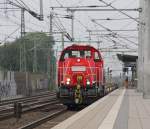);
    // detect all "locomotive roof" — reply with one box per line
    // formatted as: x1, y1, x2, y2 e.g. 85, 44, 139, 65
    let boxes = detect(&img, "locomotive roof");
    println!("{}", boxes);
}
63, 44, 99, 51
